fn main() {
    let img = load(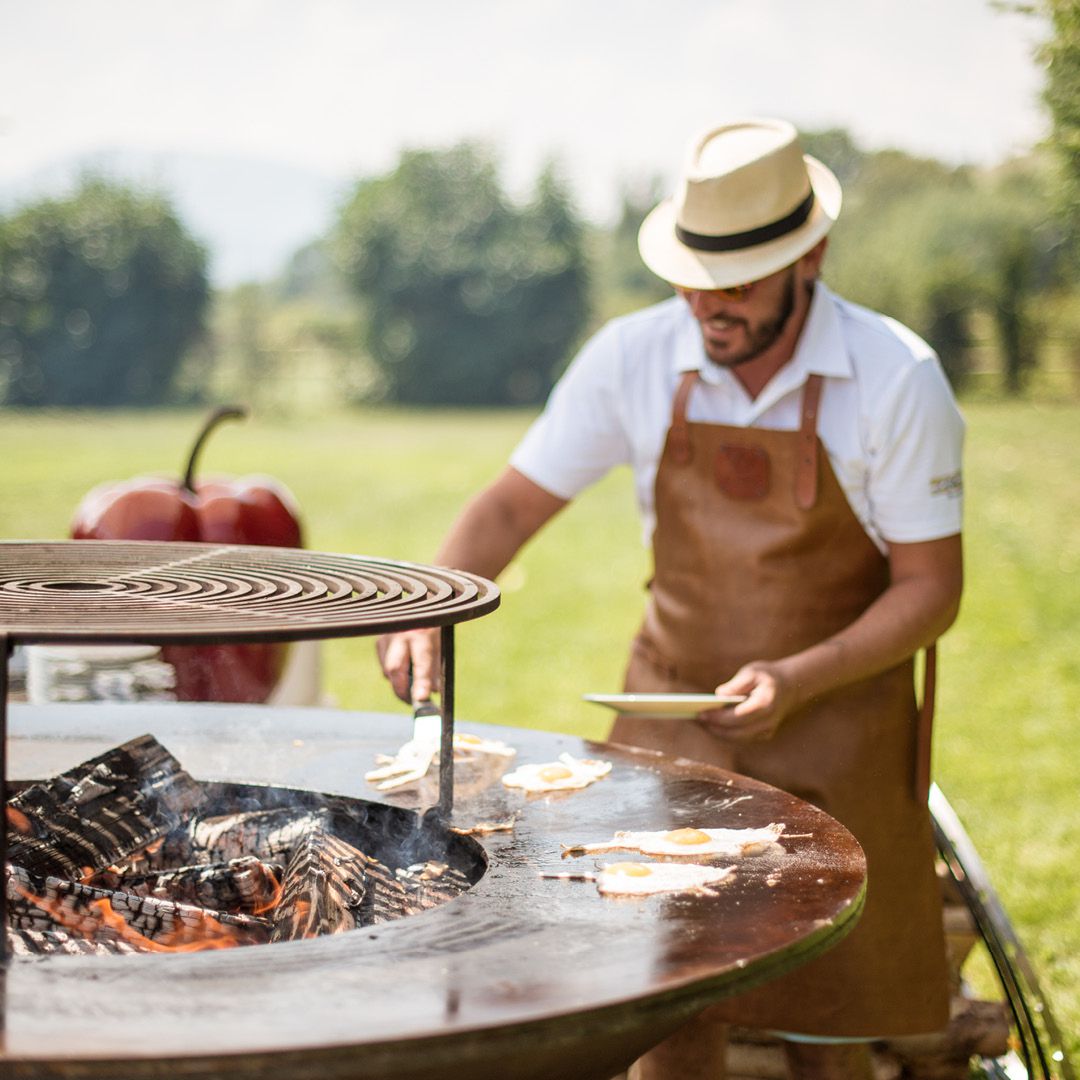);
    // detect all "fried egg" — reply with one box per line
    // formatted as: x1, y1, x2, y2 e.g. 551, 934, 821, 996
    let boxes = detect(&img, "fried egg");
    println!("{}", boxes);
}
452, 732, 516, 759
596, 860, 736, 896
501, 753, 612, 792
563, 822, 785, 858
